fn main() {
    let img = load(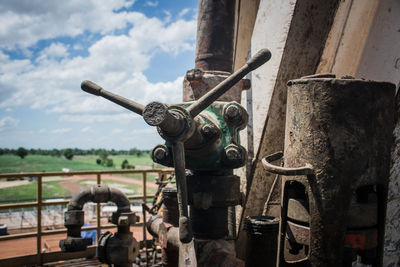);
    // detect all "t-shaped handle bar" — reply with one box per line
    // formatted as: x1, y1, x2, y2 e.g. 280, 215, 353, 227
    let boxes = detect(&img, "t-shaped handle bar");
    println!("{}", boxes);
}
81, 80, 145, 115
